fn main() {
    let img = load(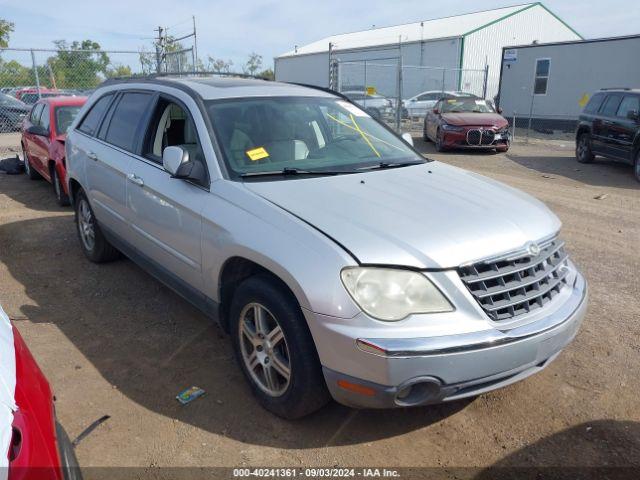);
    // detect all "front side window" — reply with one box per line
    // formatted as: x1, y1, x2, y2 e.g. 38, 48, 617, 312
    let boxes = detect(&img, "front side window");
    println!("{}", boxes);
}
206, 96, 424, 178
78, 94, 114, 136
30, 103, 44, 125
143, 98, 205, 167
534, 59, 550, 95
104, 92, 153, 152
39, 104, 50, 131
55, 106, 82, 134
616, 95, 640, 118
